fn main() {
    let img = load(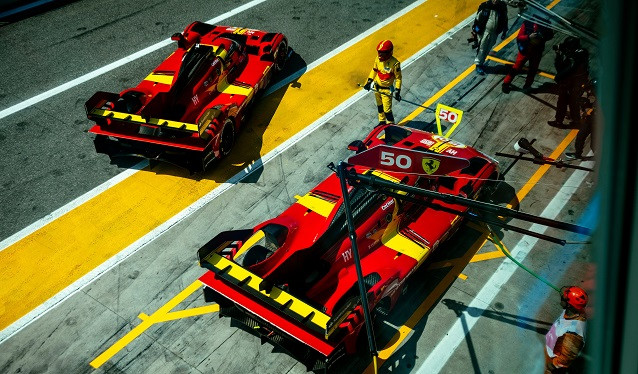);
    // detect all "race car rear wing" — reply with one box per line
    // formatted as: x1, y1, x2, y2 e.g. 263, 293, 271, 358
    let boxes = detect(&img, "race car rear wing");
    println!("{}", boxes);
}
197, 230, 335, 338
85, 91, 207, 135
